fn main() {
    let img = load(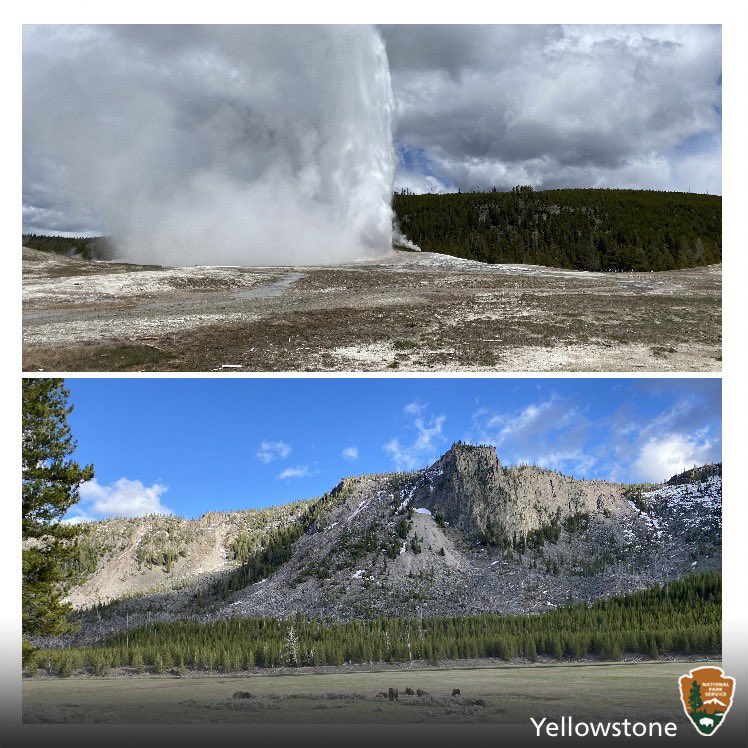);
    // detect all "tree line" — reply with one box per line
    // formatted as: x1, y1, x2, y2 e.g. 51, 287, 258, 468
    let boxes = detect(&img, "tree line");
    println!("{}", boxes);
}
22, 379, 93, 665
26, 573, 720, 676
393, 187, 721, 272
22, 234, 113, 260
667, 464, 722, 486
24, 187, 721, 273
